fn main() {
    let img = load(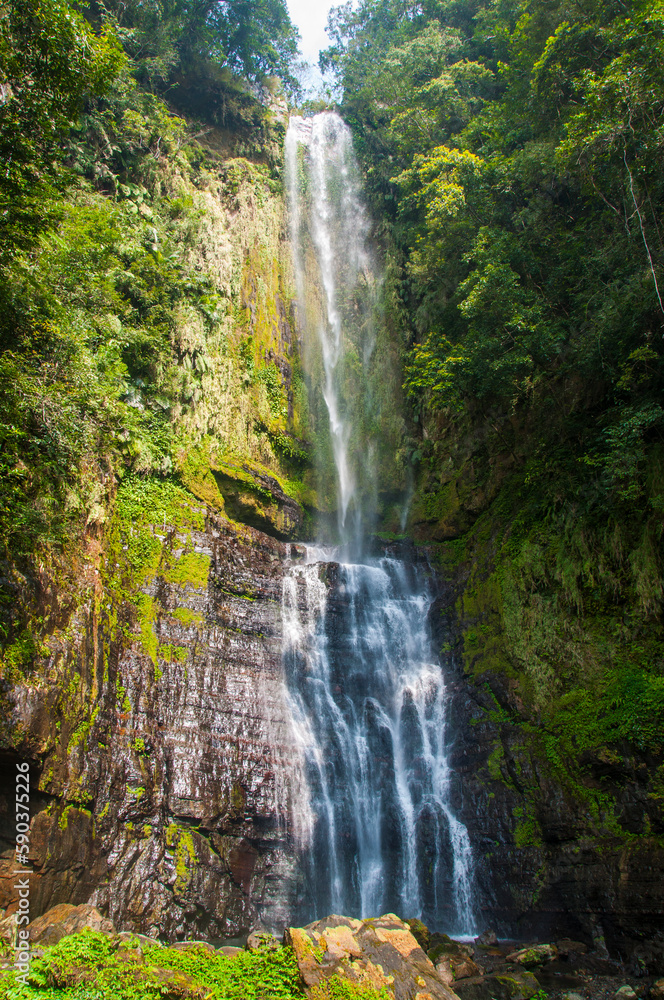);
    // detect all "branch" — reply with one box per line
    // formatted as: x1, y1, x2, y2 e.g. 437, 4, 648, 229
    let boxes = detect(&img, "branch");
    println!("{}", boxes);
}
624, 150, 664, 317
